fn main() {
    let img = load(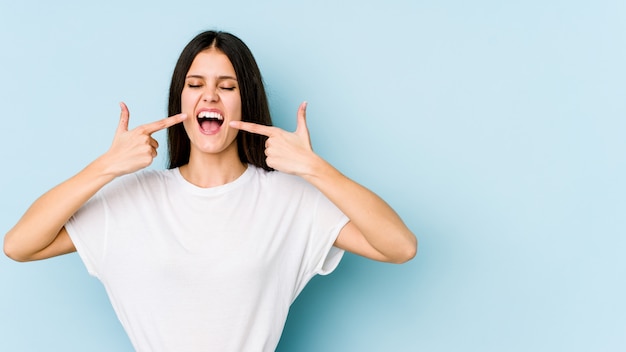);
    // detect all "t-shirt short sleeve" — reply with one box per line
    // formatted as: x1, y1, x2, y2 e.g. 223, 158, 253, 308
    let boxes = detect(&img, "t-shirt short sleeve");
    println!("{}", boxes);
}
291, 183, 350, 299
311, 192, 349, 276
65, 191, 109, 278
318, 244, 346, 275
